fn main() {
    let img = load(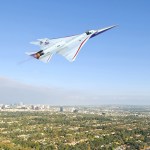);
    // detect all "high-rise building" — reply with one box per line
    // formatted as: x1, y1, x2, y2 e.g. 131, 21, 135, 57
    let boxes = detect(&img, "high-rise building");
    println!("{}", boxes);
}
60, 106, 63, 112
